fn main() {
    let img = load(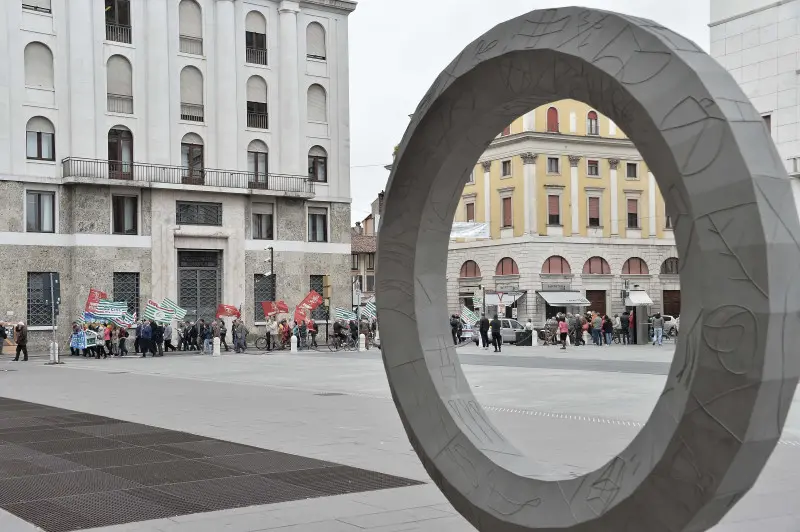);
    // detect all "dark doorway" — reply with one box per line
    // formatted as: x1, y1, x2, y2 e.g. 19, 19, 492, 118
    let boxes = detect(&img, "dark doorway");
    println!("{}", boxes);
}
178, 250, 221, 323
108, 127, 133, 180
585, 290, 606, 316
663, 290, 681, 316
